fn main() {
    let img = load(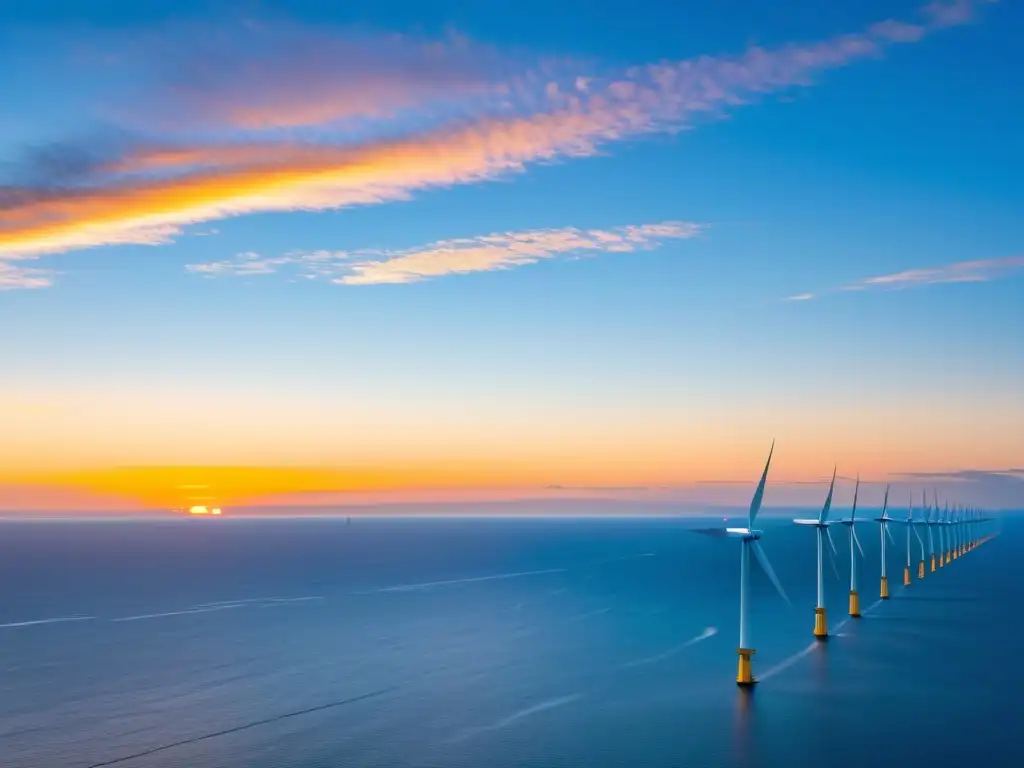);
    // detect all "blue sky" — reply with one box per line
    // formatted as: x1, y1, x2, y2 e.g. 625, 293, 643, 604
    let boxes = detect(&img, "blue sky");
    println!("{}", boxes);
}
1, 0, 1021, 509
